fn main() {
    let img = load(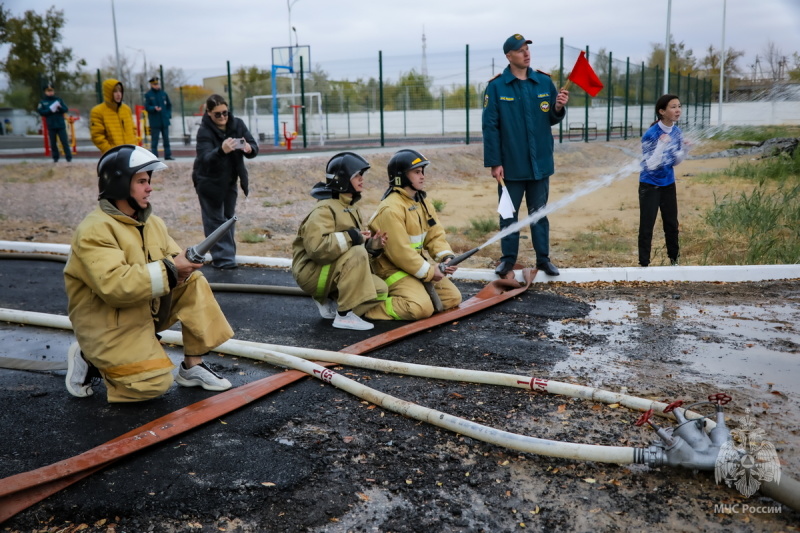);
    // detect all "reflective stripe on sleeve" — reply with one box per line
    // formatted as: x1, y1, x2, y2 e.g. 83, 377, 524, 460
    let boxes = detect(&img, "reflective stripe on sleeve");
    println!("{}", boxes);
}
408, 233, 426, 251
334, 232, 348, 253
434, 250, 455, 261
414, 262, 430, 279
147, 261, 166, 298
